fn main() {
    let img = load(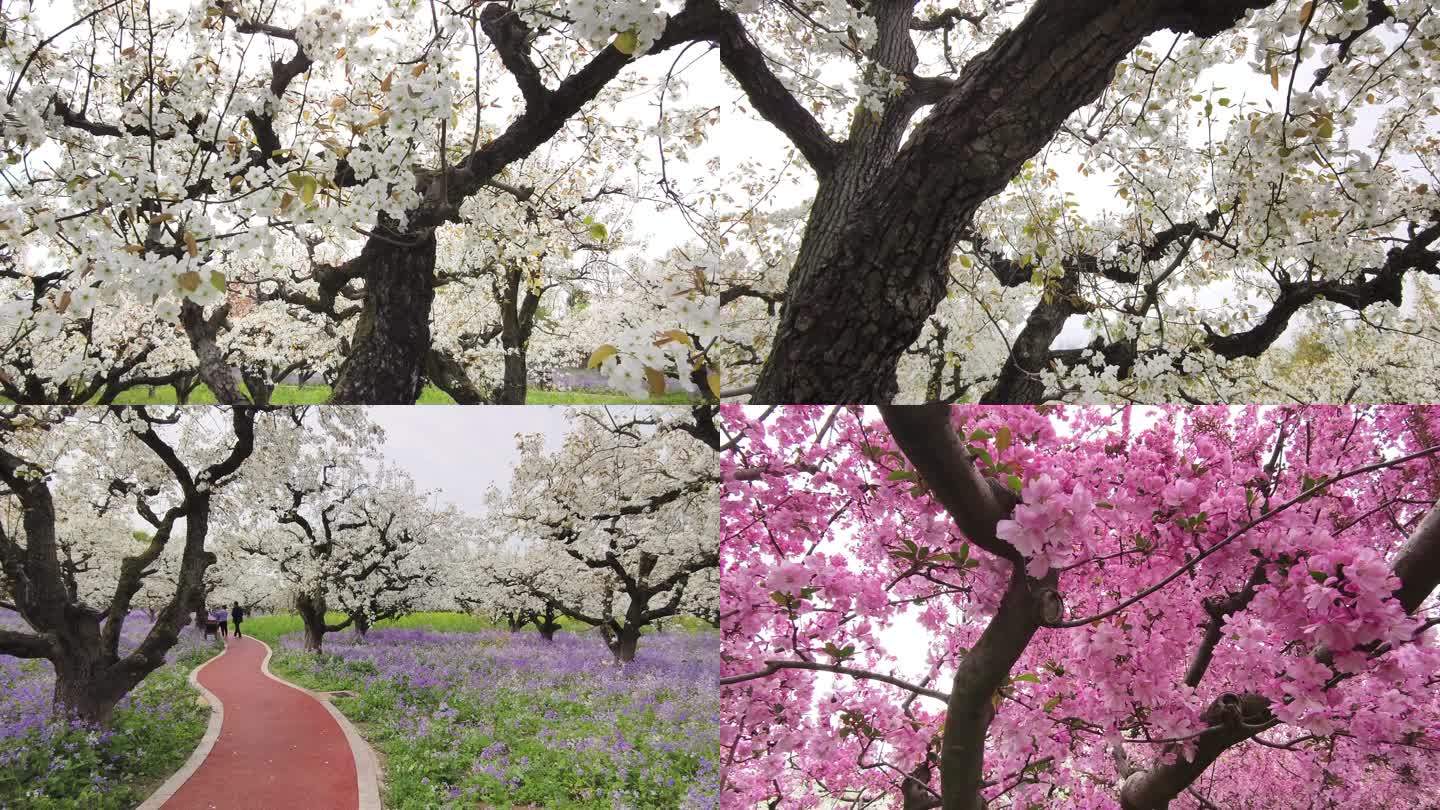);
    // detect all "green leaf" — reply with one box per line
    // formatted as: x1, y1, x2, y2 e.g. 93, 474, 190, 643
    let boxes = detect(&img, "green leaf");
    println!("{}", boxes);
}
587, 221, 609, 242
887, 469, 917, 482
1042, 695, 1063, 713
996, 425, 1012, 453
1012, 673, 1040, 684
1006, 474, 1023, 494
